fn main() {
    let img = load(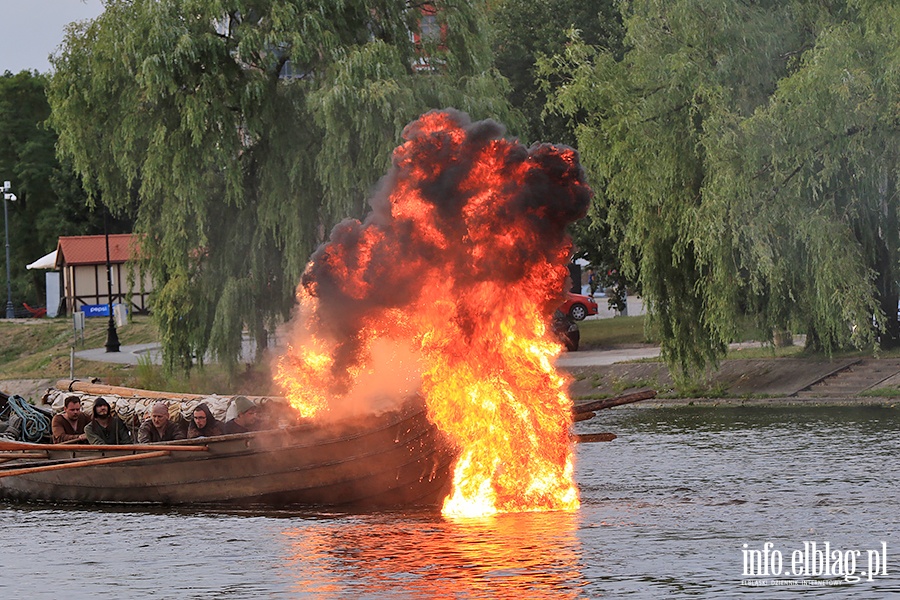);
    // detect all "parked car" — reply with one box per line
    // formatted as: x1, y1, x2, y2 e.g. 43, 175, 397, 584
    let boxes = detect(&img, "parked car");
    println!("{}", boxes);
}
552, 309, 580, 351
560, 292, 598, 321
